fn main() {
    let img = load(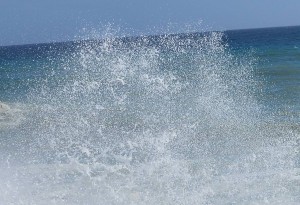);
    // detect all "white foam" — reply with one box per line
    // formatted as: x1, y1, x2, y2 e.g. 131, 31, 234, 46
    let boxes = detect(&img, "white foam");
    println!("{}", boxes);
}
0, 30, 299, 204
0, 102, 24, 129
